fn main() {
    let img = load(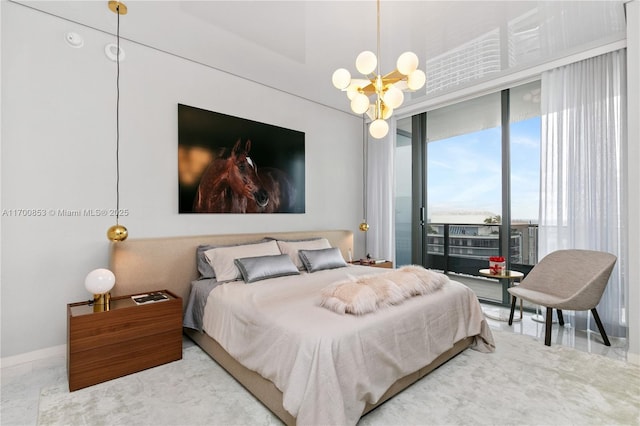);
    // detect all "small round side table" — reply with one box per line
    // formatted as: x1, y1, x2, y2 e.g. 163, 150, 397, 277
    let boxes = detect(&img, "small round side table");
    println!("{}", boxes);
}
478, 269, 524, 322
